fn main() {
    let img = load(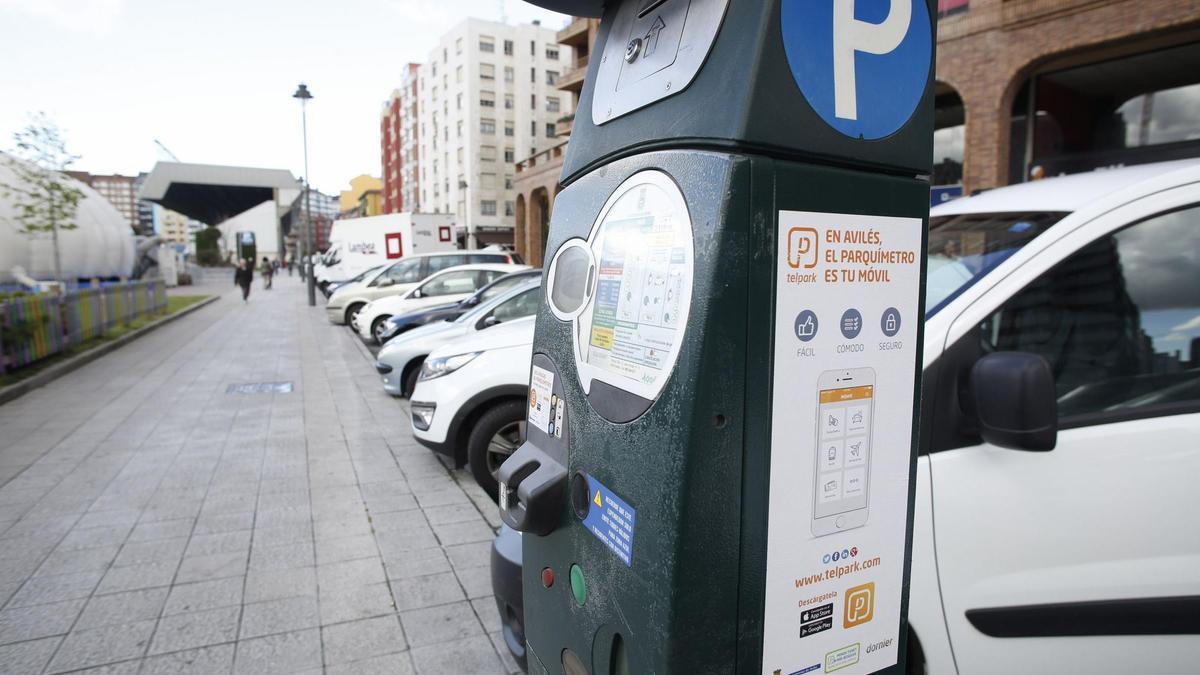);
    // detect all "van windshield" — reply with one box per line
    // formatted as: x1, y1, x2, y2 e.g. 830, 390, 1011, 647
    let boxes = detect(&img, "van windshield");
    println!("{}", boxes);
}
926, 211, 1067, 317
